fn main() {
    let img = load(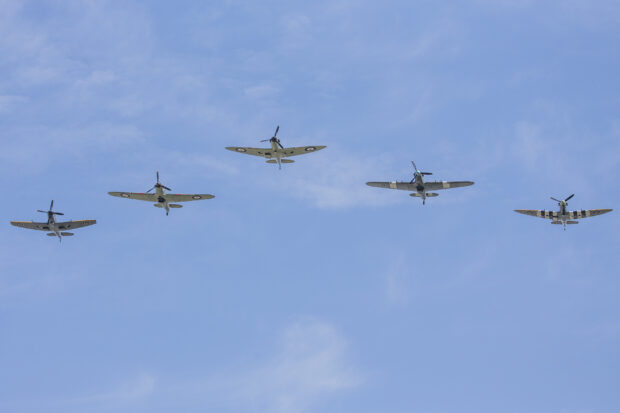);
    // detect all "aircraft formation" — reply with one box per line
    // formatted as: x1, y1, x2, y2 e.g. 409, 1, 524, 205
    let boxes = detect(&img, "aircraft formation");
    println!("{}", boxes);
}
9, 125, 613, 239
